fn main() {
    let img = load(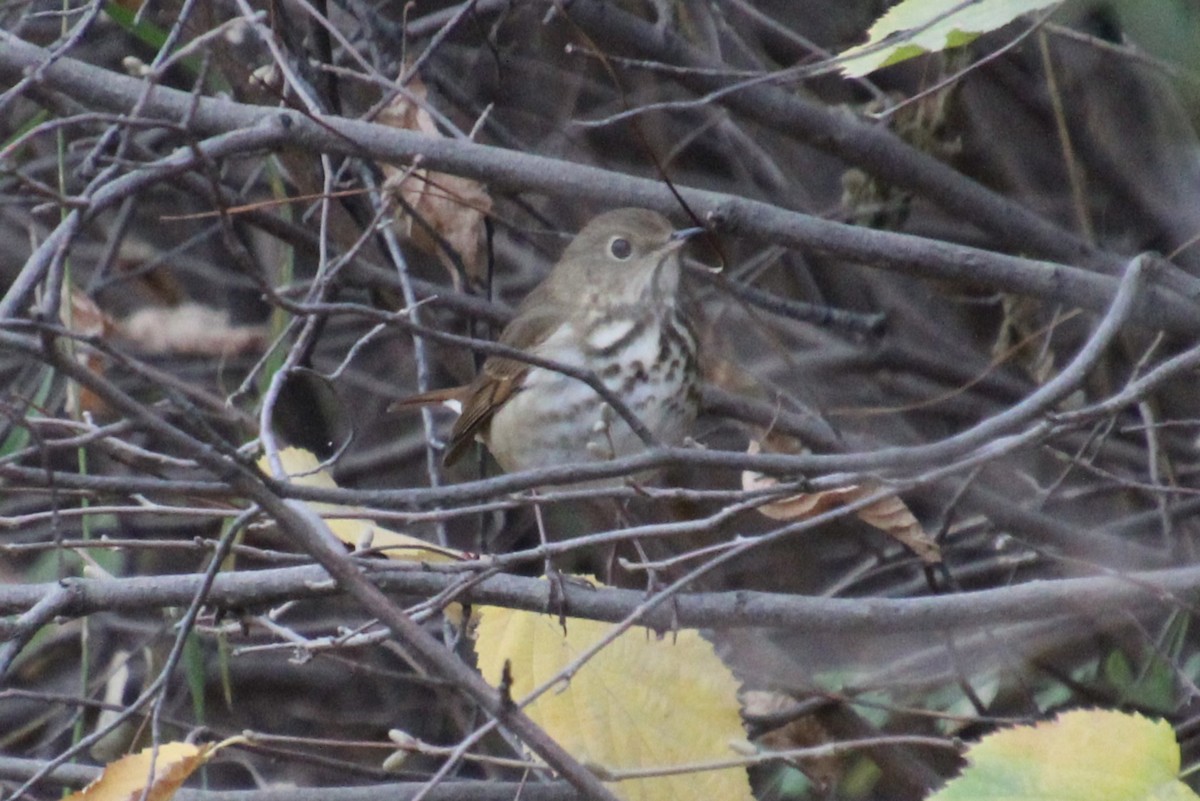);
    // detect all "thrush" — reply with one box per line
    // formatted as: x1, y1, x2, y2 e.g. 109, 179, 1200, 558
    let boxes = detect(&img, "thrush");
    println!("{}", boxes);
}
395, 207, 704, 482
